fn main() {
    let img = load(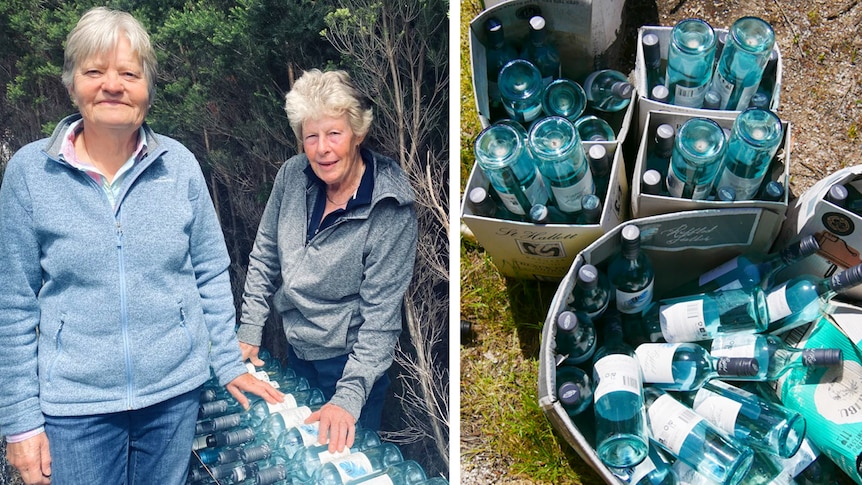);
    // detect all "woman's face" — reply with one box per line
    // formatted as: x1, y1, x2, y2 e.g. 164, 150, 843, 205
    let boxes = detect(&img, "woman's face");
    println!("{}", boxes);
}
70, 35, 149, 134
302, 115, 365, 189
